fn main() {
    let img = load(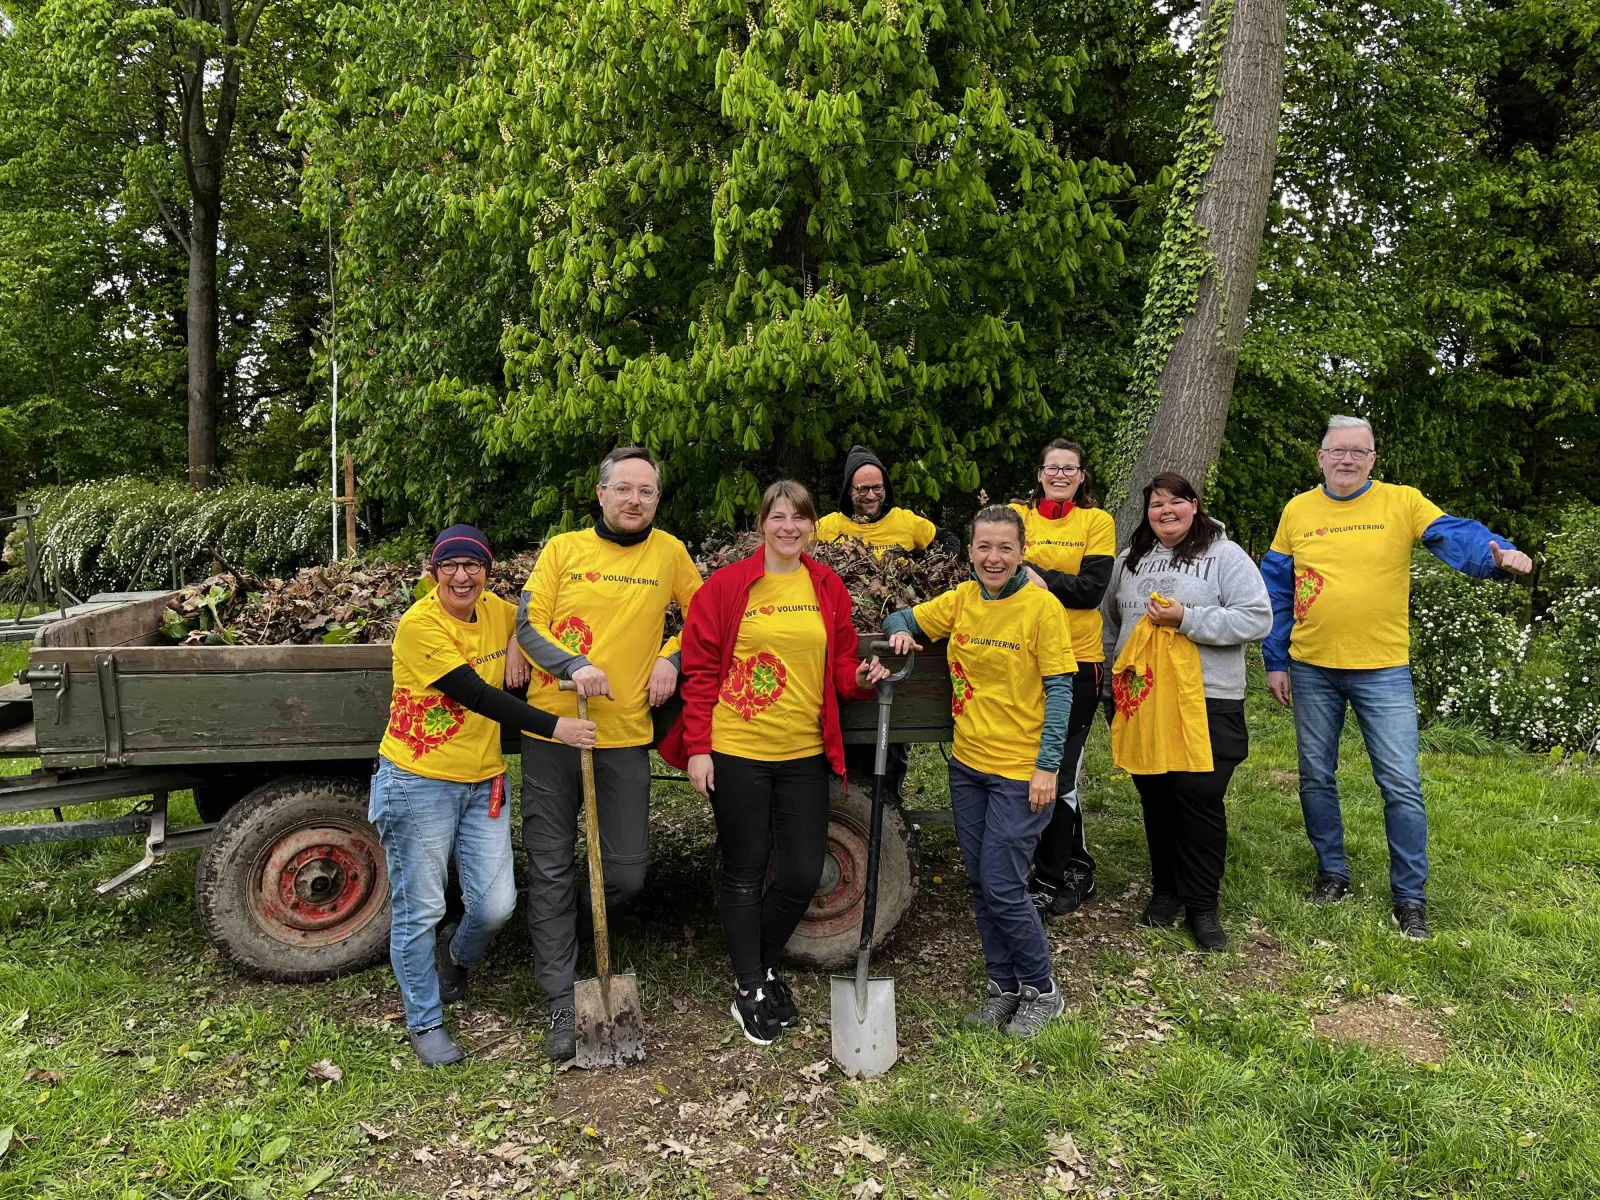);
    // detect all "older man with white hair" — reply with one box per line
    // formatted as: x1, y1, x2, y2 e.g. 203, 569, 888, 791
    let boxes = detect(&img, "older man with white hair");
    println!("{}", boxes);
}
1261, 415, 1532, 939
